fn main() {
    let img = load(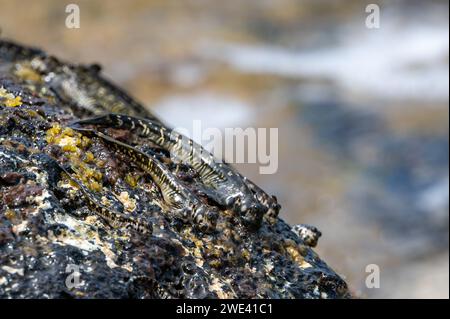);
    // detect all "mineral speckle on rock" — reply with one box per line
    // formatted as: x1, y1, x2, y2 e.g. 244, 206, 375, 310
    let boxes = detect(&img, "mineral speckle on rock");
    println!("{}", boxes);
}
0, 39, 350, 299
